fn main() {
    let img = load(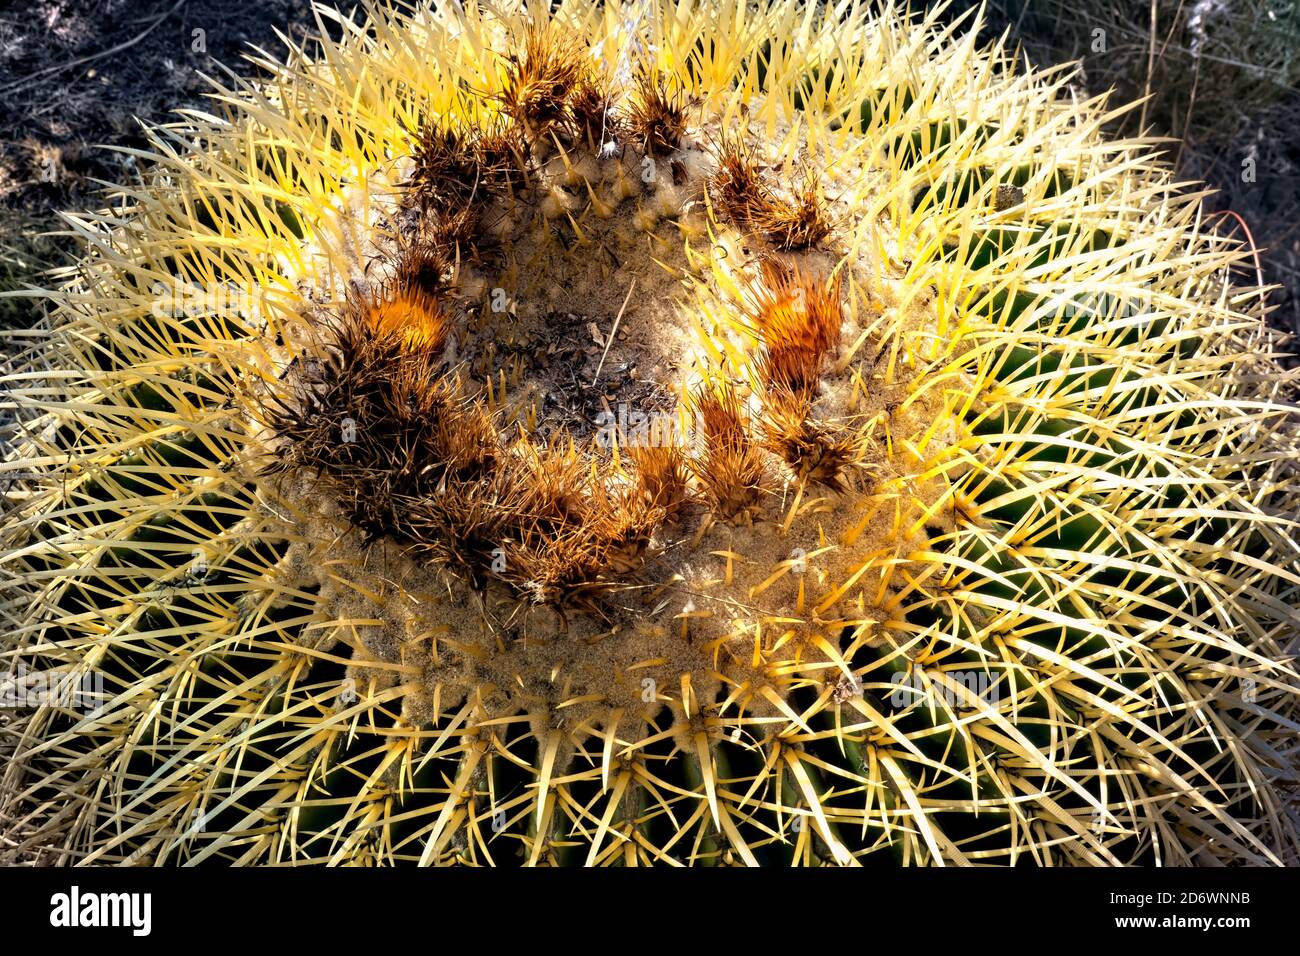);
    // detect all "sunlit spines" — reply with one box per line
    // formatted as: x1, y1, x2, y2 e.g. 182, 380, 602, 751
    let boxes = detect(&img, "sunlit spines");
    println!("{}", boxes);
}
759, 387, 859, 492
689, 384, 767, 523
628, 67, 690, 156
497, 24, 591, 140
708, 134, 836, 251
